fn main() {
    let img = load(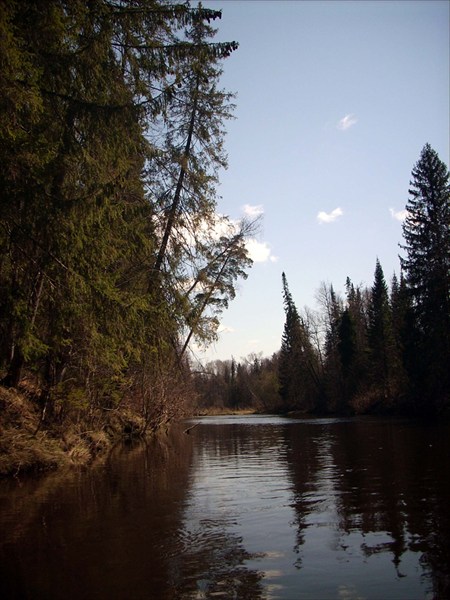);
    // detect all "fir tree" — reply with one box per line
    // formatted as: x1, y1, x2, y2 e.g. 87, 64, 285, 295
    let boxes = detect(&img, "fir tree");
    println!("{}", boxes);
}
0, 1, 249, 428
338, 278, 369, 408
367, 259, 396, 404
279, 273, 319, 412
389, 272, 410, 403
400, 144, 450, 412
320, 283, 344, 412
